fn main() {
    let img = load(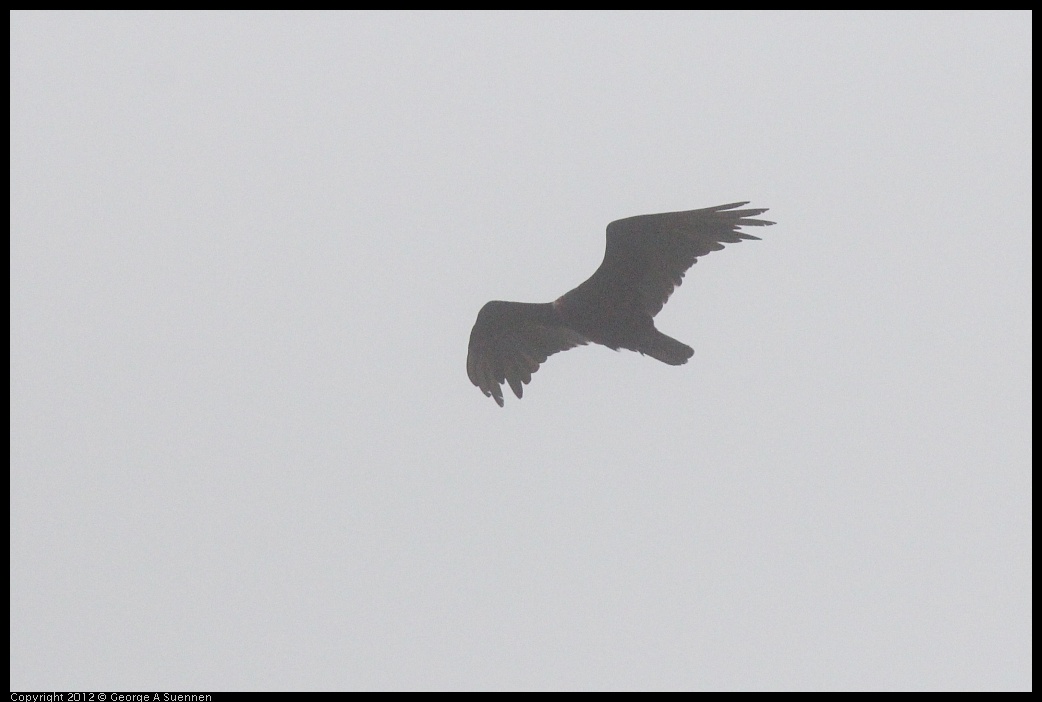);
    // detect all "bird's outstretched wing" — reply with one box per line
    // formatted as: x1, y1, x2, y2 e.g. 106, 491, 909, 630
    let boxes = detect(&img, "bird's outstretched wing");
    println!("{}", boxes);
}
467, 301, 588, 406
582, 202, 774, 318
